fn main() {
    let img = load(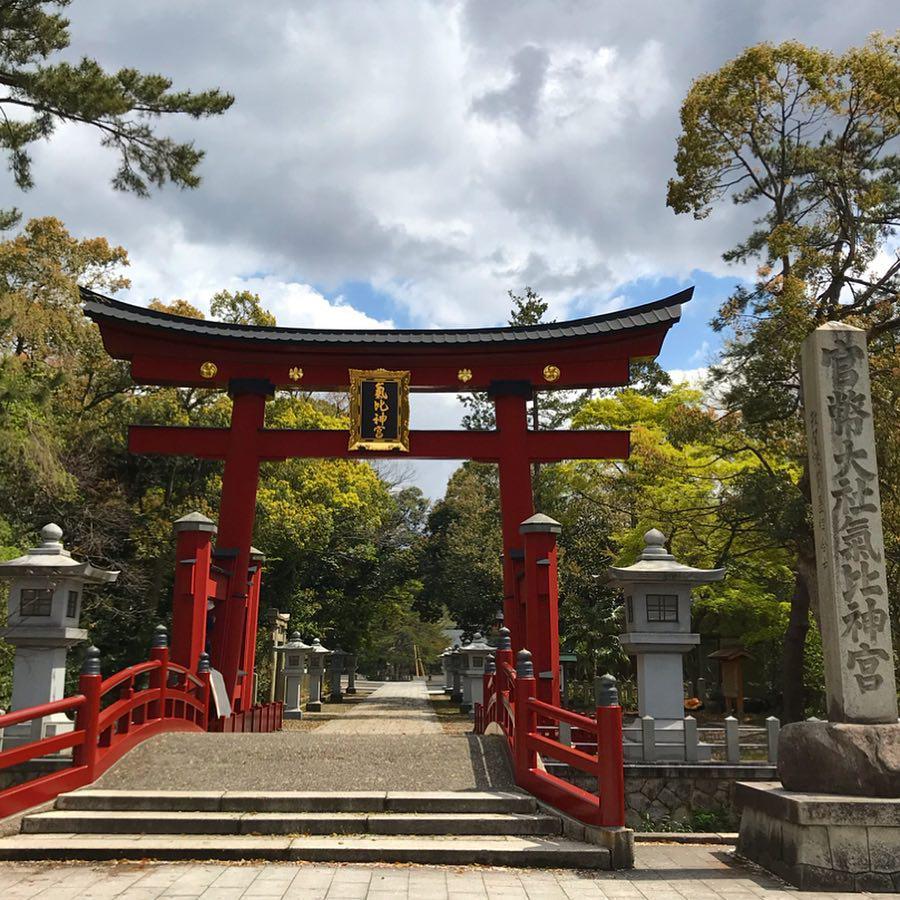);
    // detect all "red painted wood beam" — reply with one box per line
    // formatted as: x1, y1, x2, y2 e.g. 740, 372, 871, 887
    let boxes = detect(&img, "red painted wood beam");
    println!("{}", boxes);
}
129, 425, 630, 462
